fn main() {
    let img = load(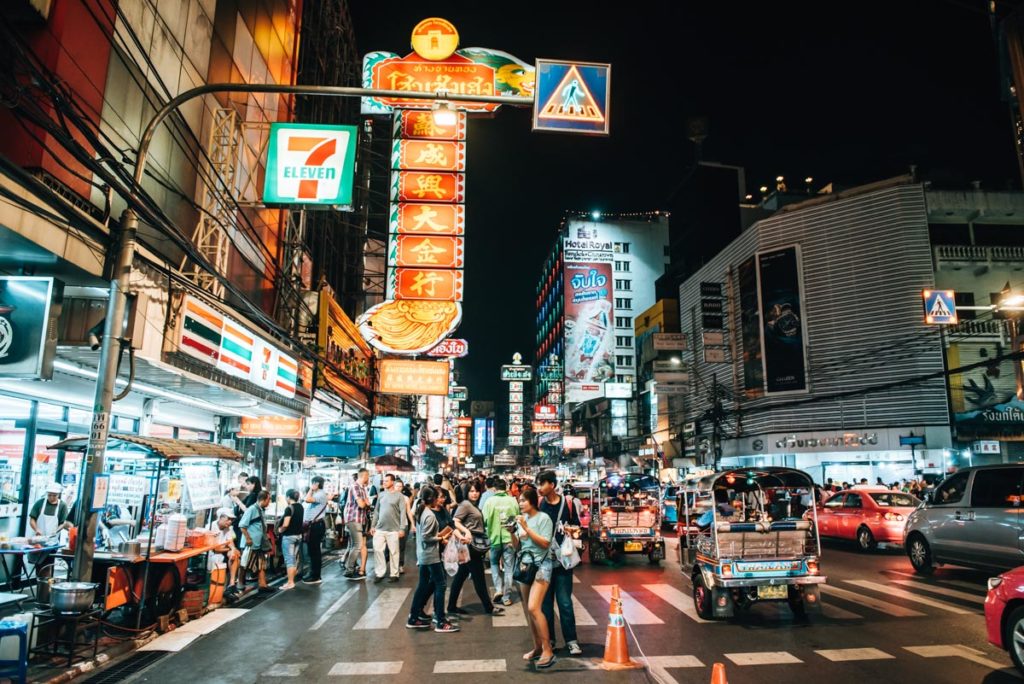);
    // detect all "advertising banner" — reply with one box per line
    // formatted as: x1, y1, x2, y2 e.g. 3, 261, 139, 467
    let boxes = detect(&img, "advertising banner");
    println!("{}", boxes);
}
391, 171, 465, 203
392, 268, 464, 302
0, 276, 60, 379
756, 246, 809, 395
564, 262, 614, 403
378, 359, 450, 395
428, 338, 468, 358
263, 123, 358, 207
391, 203, 465, 236
318, 289, 373, 390
737, 256, 763, 395
388, 235, 465, 269
391, 140, 467, 172
239, 416, 305, 439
